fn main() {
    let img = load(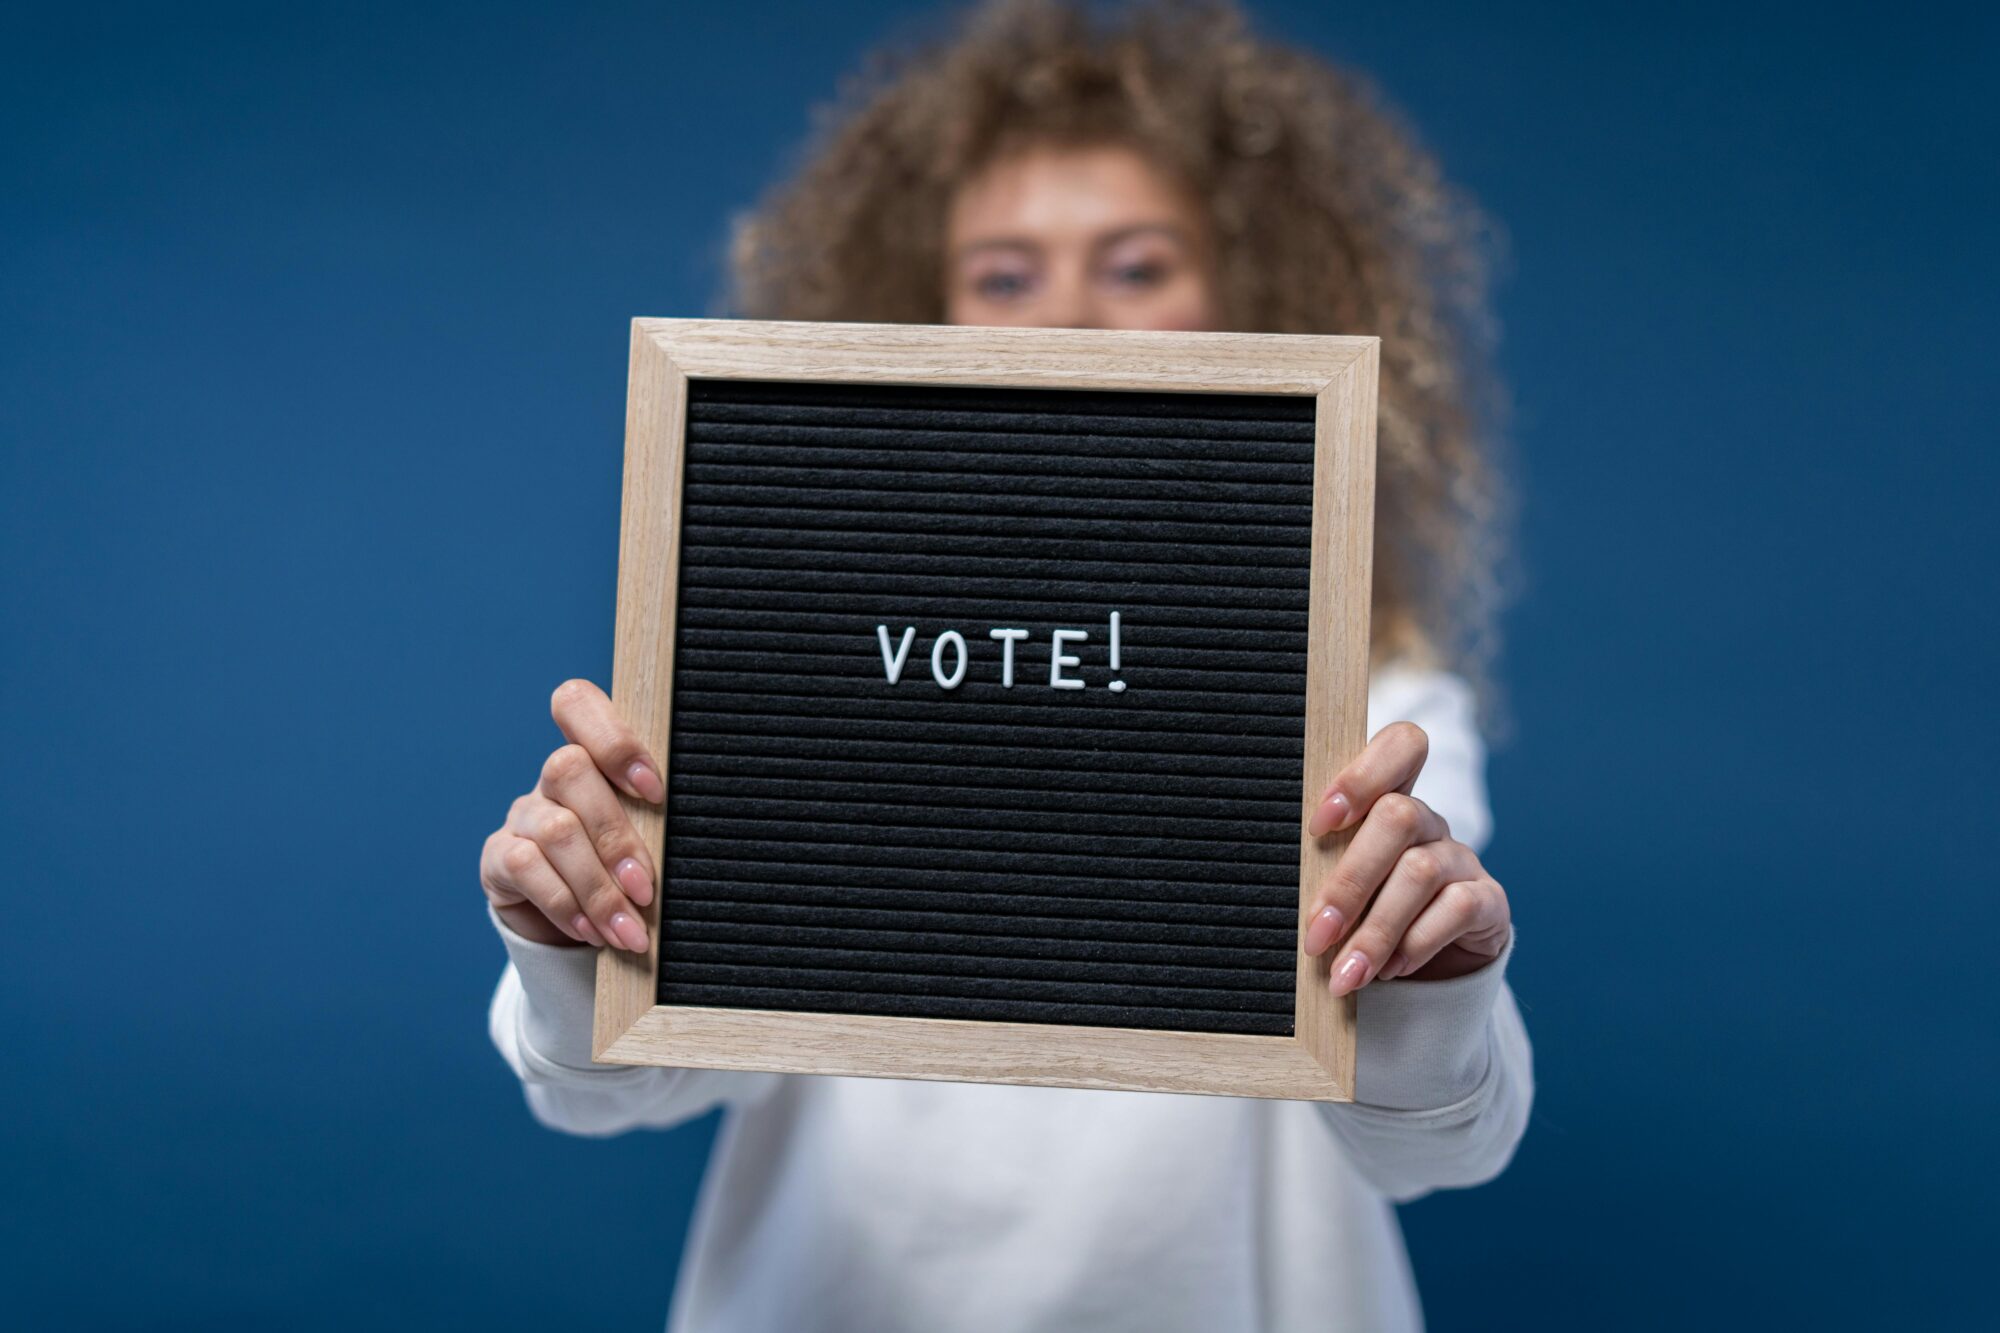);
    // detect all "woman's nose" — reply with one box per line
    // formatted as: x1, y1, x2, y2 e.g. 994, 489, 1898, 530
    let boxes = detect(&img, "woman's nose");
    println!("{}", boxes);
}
1034, 269, 1099, 329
